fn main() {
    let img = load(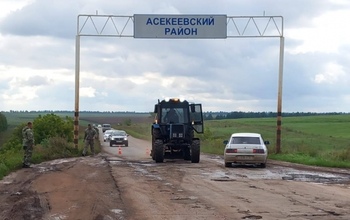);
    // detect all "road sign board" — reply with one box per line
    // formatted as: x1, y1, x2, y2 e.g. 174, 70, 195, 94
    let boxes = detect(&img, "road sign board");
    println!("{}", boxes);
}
134, 14, 227, 39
